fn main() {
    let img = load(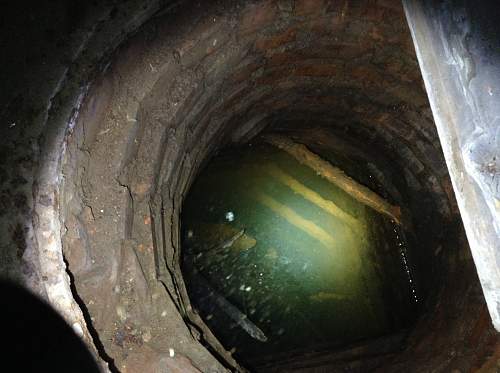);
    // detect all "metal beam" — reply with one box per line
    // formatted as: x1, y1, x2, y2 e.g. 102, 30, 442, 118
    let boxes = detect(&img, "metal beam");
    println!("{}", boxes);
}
403, 0, 500, 330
